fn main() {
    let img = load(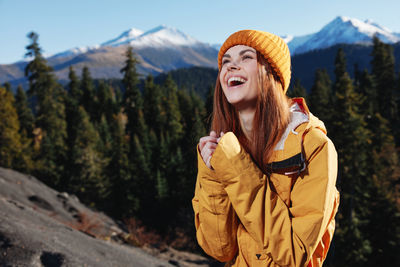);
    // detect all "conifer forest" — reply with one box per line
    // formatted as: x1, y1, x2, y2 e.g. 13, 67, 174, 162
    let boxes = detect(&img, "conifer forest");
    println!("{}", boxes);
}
1, 32, 400, 266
